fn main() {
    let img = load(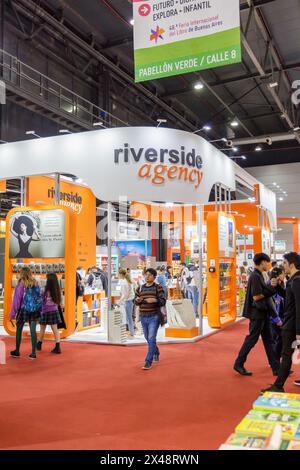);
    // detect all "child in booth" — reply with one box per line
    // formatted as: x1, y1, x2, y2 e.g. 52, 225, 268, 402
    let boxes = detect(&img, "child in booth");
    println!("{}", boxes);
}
37, 273, 62, 354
